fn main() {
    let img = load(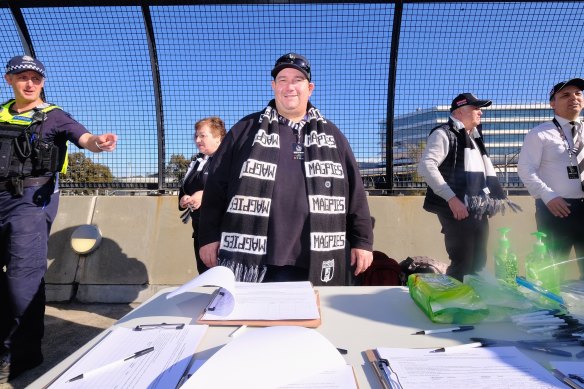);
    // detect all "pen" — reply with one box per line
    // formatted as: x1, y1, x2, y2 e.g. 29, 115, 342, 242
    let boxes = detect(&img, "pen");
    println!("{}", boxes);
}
413, 326, 474, 335
511, 309, 561, 321
515, 276, 566, 306
551, 369, 584, 389
523, 345, 572, 357
430, 341, 485, 353
66, 347, 154, 382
